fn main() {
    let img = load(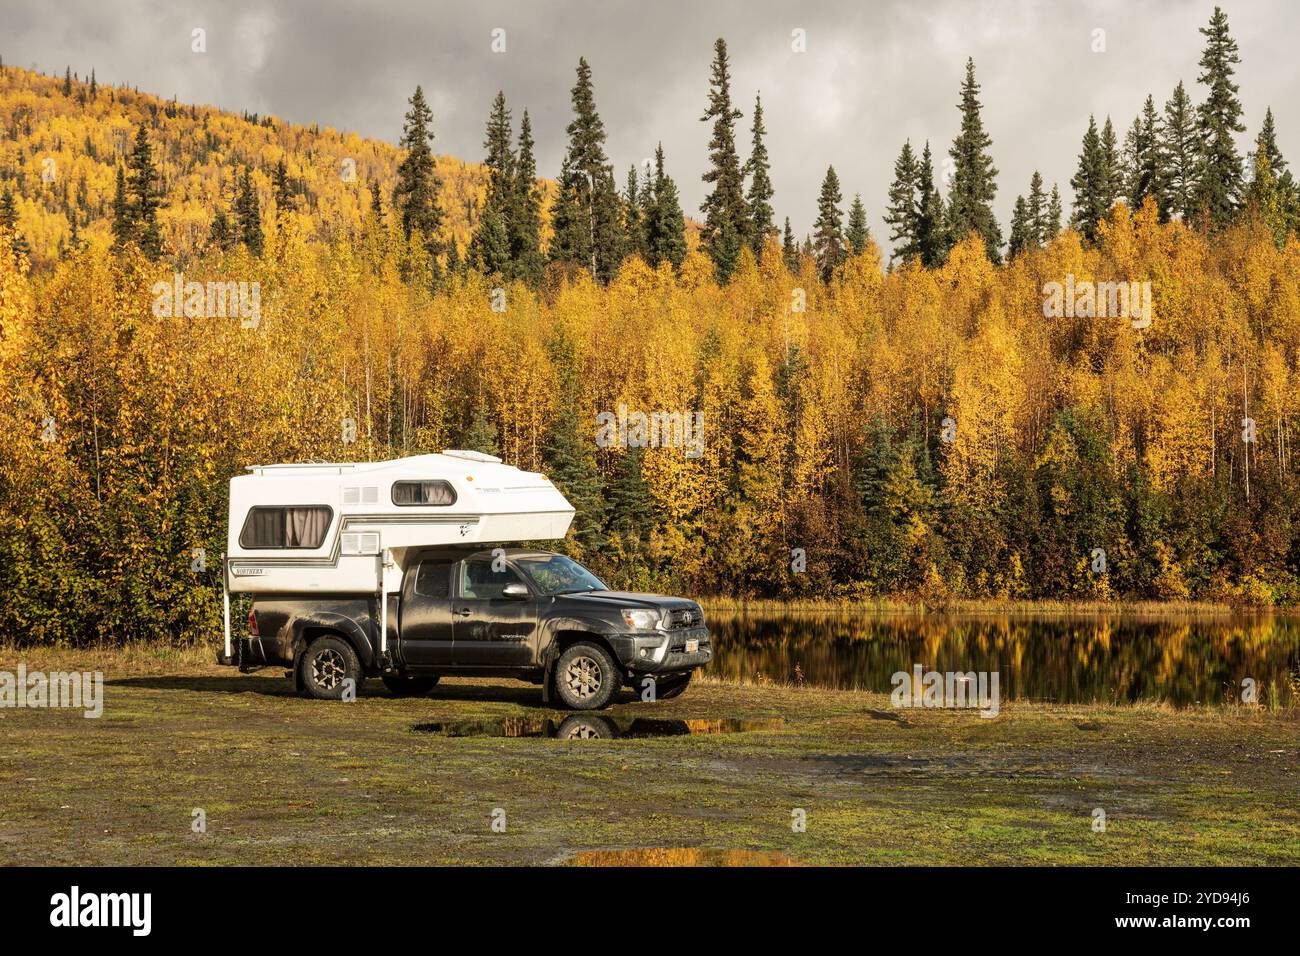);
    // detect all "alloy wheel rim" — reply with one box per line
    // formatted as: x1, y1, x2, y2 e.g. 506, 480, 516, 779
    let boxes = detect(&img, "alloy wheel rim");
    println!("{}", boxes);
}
313, 648, 346, 690
564, 656, 602, 699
